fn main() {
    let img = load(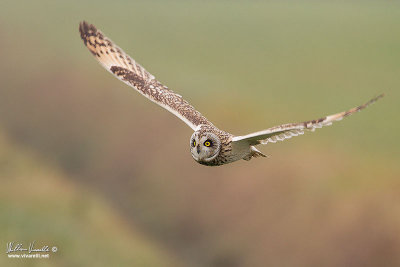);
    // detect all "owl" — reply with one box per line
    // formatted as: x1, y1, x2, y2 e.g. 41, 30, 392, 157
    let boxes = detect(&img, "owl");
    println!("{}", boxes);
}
79, 21, 383, 166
